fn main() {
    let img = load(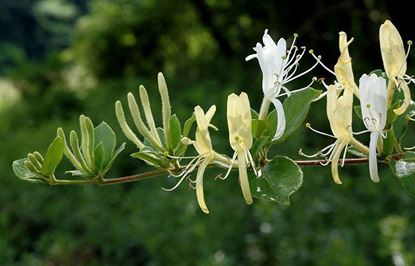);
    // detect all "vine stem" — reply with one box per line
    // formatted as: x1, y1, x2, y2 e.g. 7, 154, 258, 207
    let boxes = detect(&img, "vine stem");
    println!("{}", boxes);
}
49, 154, 403, 186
